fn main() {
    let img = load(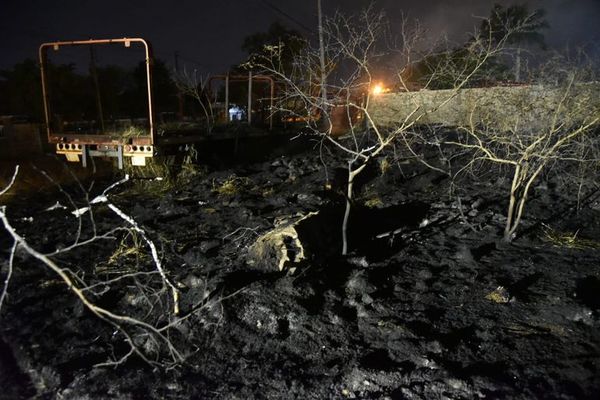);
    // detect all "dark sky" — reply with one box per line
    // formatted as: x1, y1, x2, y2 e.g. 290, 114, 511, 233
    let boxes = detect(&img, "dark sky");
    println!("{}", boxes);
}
1, 0, 599, 73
